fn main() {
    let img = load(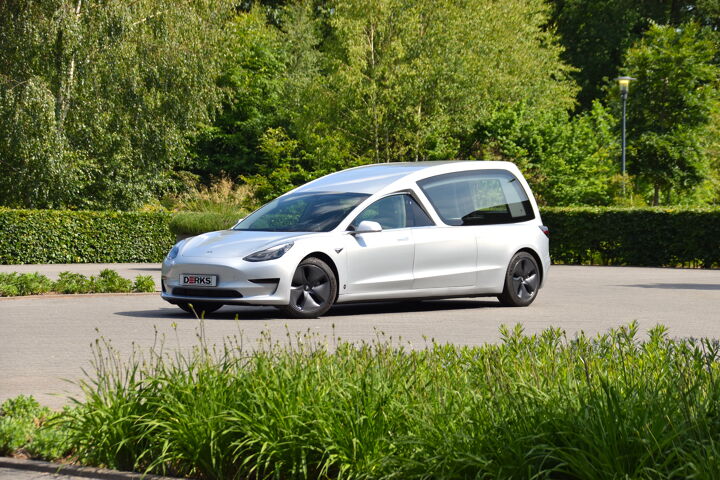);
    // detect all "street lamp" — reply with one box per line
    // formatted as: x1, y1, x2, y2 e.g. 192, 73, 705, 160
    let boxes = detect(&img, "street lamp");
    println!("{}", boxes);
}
617, 76, 636, 197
